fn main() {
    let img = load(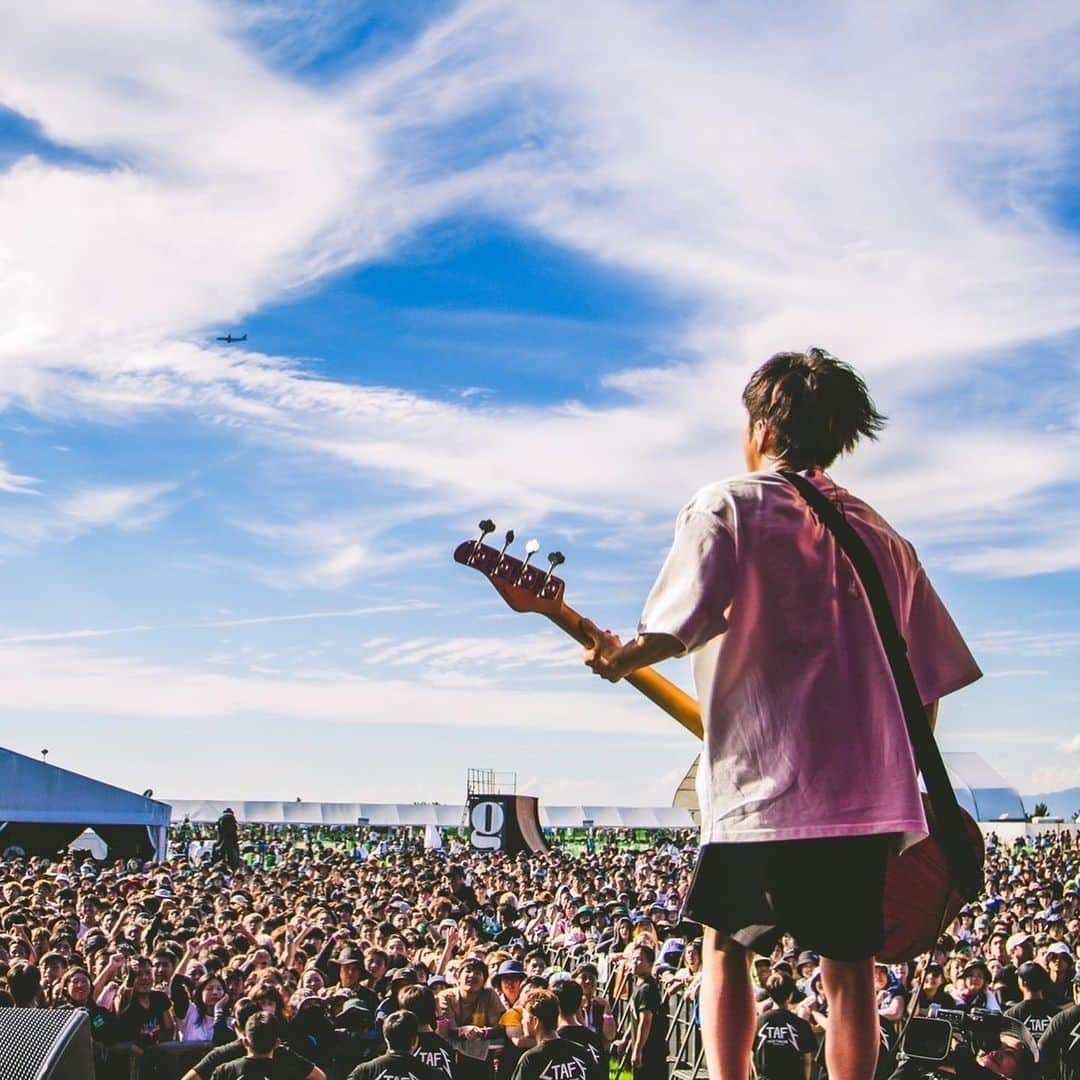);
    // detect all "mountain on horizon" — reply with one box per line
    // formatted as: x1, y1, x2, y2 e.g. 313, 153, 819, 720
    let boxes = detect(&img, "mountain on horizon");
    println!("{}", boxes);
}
1023, 787, 1080, 820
